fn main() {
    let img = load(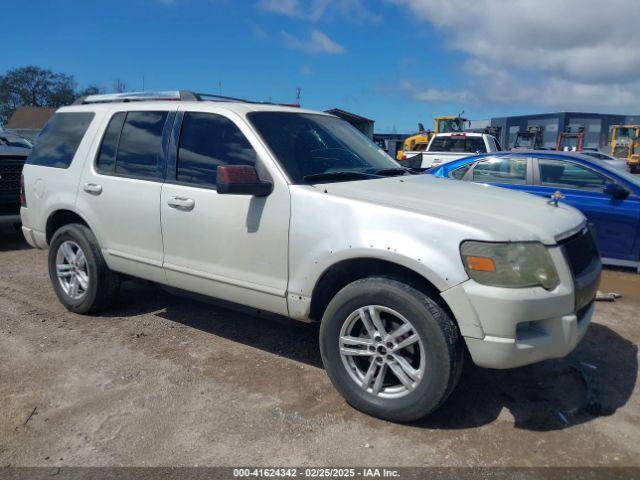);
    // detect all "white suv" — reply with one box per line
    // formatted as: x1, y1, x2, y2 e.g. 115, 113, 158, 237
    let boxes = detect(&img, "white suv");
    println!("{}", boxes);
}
20, 91, 601, 422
